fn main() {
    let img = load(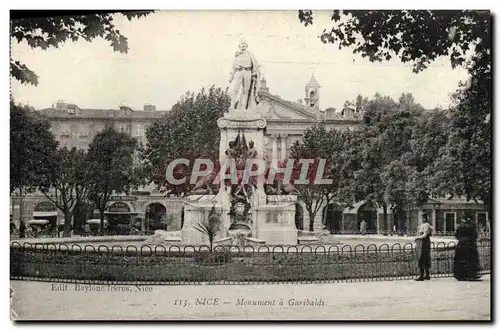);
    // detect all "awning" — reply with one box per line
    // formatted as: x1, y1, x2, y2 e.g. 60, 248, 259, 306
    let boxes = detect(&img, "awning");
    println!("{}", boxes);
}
33, 211, 58, 217
87, 219, 108, 224
26, 219, 50, 225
